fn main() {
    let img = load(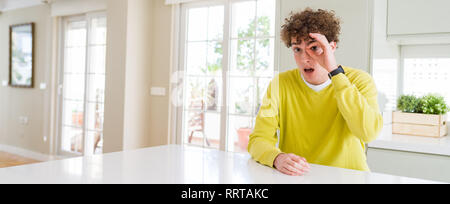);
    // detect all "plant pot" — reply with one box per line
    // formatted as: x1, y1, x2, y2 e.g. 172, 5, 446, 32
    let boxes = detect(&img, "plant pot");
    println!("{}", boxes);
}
237, 128, 252, 151
72, 112, 84, 127
392, 111, 447, 137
